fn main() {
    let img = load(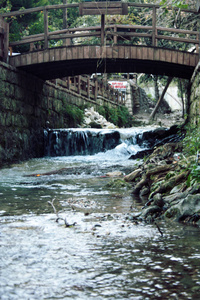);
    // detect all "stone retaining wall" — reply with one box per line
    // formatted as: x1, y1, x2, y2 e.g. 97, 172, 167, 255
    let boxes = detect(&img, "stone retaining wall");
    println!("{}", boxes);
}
190, 61, 200, 125
0, 62, 119, 165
